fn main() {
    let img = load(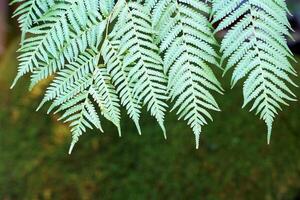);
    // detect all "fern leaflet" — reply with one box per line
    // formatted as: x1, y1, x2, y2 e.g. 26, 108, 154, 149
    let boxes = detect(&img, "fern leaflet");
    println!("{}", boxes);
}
212, 0, 297, 143
147, 0, 223, 148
